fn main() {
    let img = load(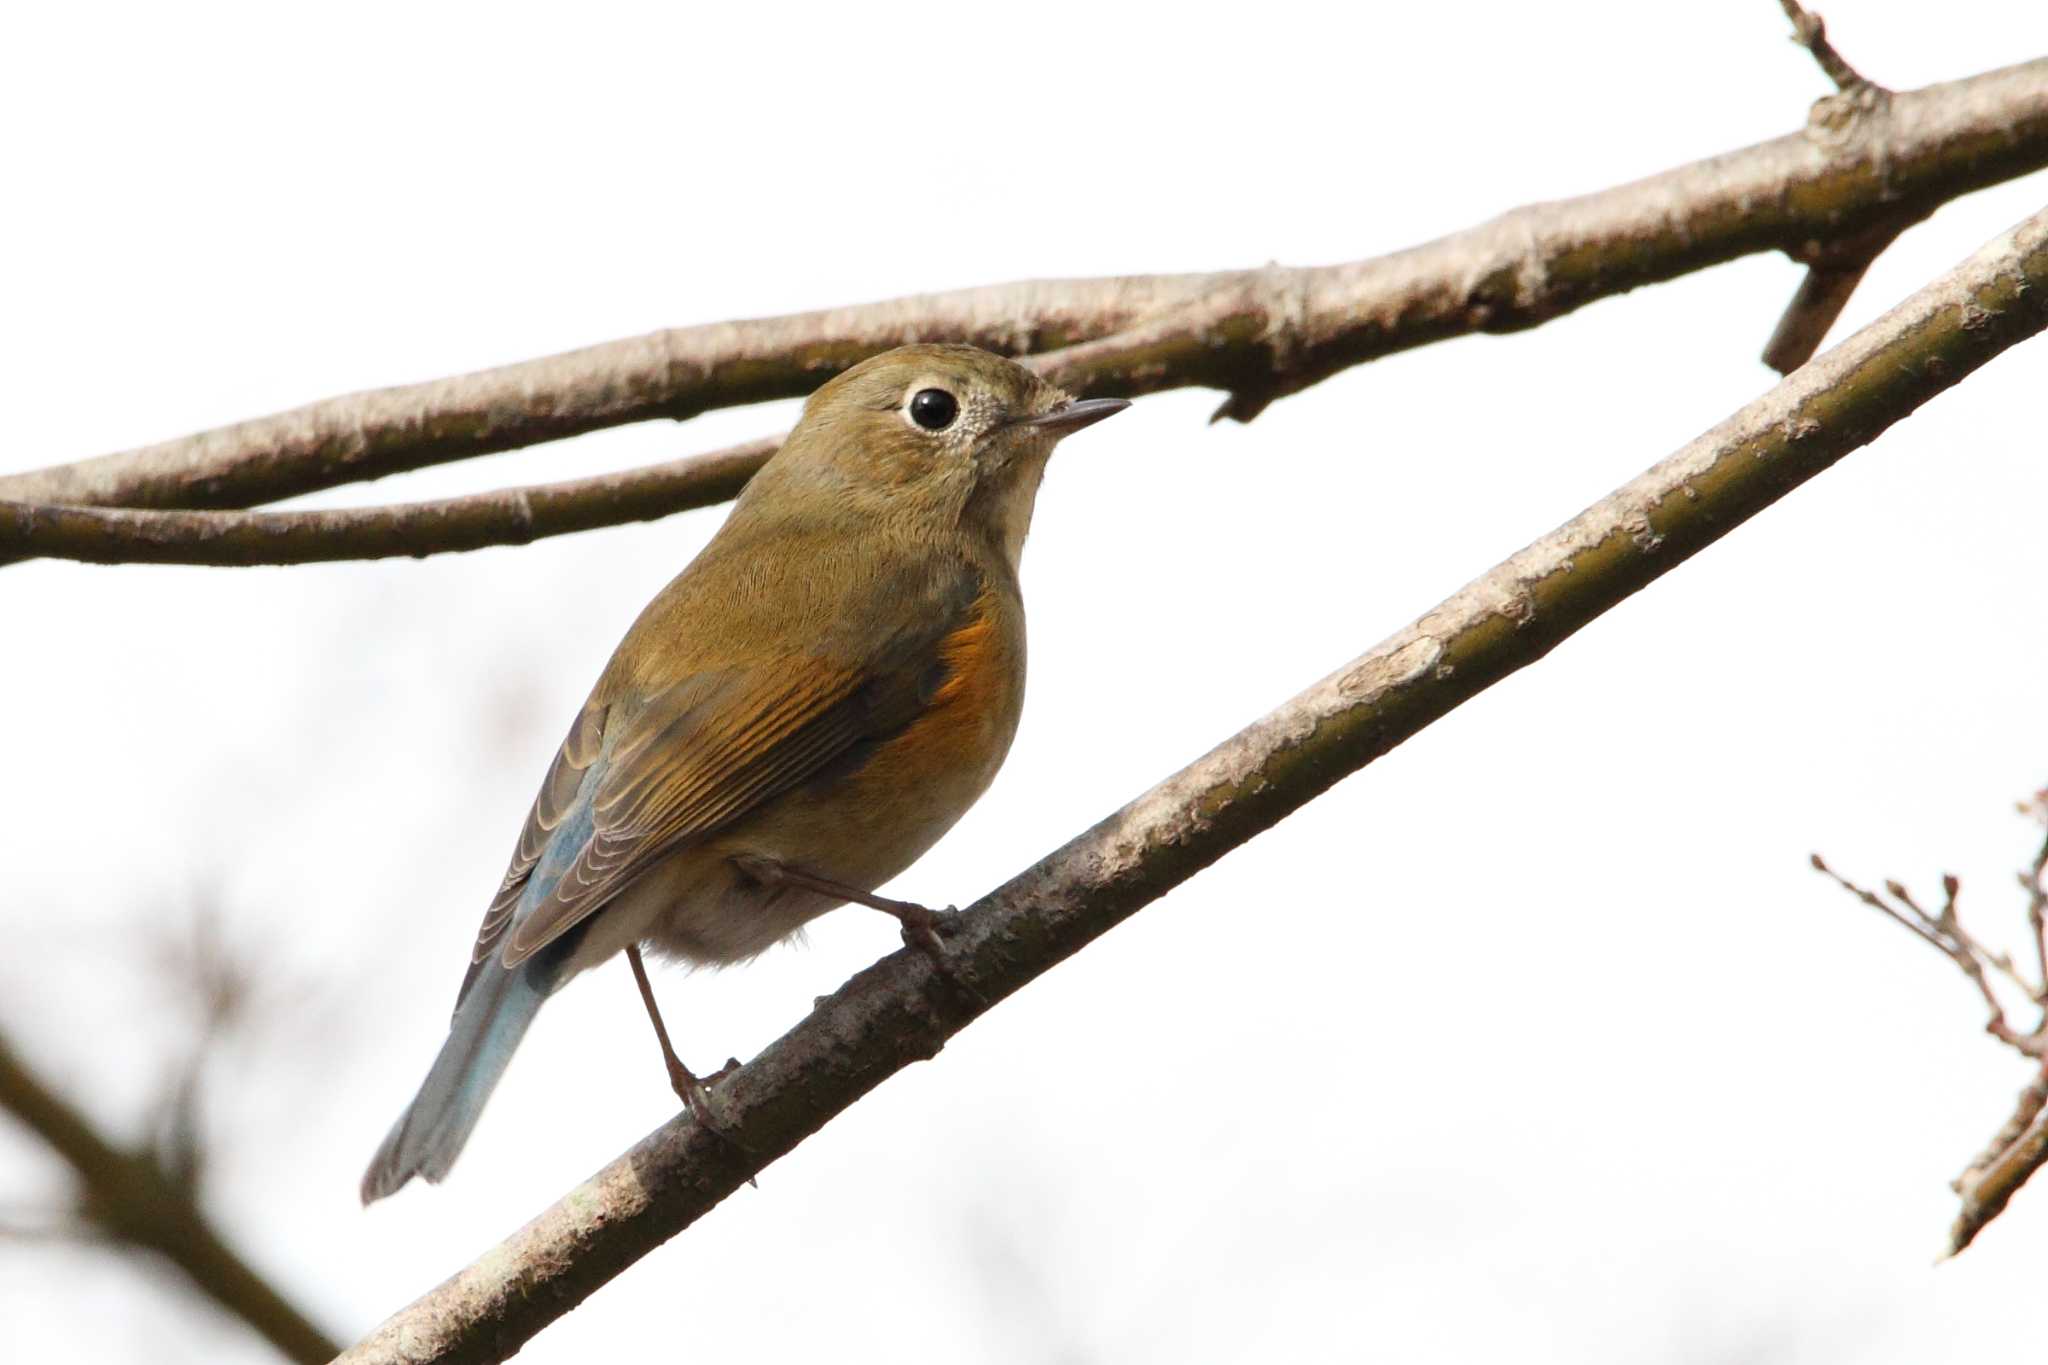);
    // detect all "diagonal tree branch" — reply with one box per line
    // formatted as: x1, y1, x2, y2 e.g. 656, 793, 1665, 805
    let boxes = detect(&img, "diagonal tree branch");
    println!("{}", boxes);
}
2, 57, 2044, 535
0, 1029, 338, 1364
336, 200, 2048, 1365
1954, 1065, 2048, 1254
